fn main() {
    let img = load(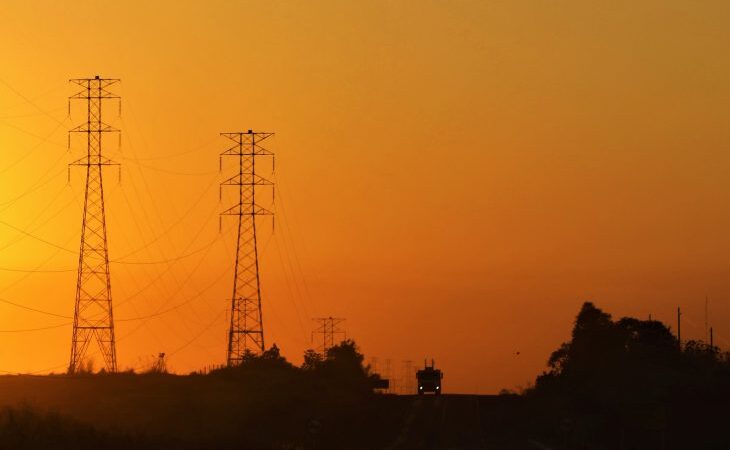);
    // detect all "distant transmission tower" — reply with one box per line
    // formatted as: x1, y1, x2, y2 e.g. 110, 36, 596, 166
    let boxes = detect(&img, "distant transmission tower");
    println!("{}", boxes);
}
220, 130, 274, 365
68, 76, 121, 374
312, 317, 346, 354
384, 358, 393, 393
401, 360, 414, 394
